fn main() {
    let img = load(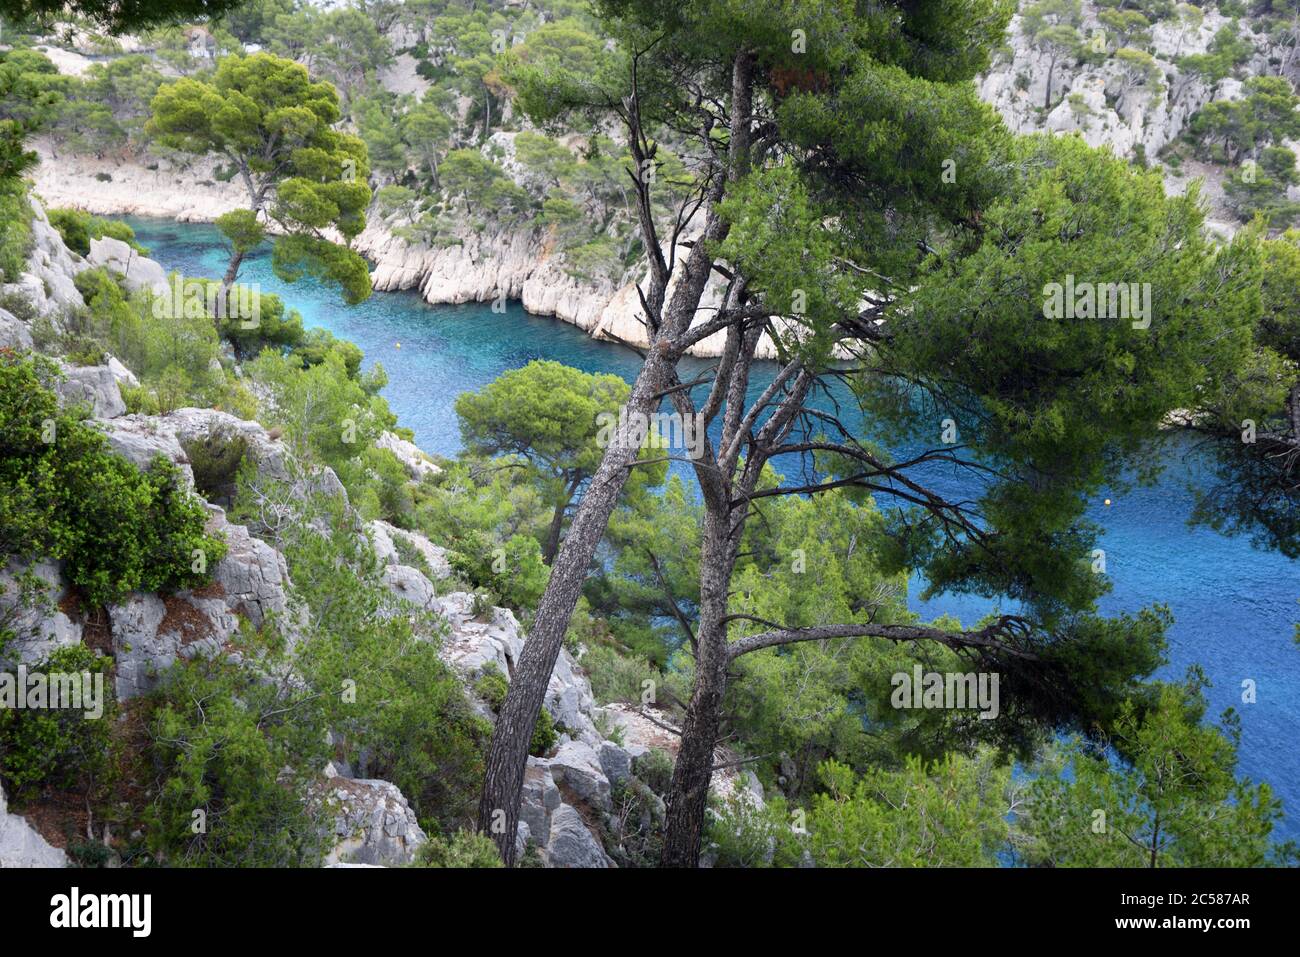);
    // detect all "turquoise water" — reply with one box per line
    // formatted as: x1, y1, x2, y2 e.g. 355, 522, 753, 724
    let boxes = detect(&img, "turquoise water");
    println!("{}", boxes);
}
122, 216, 1300, 842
